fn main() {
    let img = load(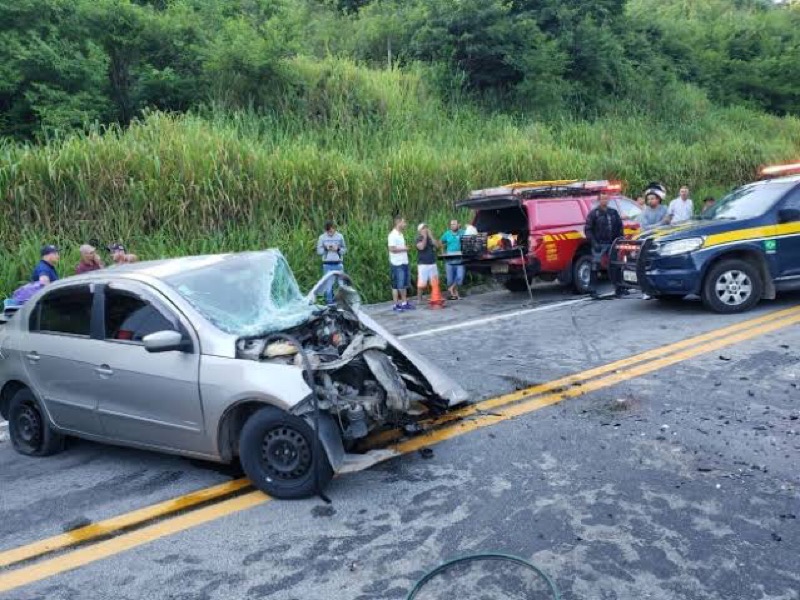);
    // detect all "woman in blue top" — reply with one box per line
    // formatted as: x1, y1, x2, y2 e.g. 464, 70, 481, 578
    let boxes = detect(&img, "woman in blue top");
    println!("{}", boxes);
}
440, 220, 465, 300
